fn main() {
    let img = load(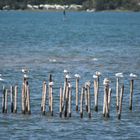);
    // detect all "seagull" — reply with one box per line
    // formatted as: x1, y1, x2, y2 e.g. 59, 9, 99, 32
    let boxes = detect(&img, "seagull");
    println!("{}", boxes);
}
130, 73, 137, 78
115, 73, 123, 78
66, 74, 71, 79
49, 81, 54, 86
24, 74, 29, 79
74, 74, 80, 78
103, 78, 110, 85
64, 69, 68, 74
22, 68, 29, 73
93, 75, 98, 79
96, 71, 101, 76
